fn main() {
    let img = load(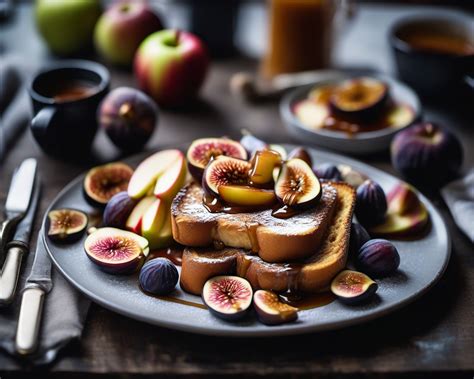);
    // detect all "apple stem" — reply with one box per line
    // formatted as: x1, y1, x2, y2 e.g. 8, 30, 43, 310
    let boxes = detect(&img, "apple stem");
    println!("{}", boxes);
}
173, 29, 181, 46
